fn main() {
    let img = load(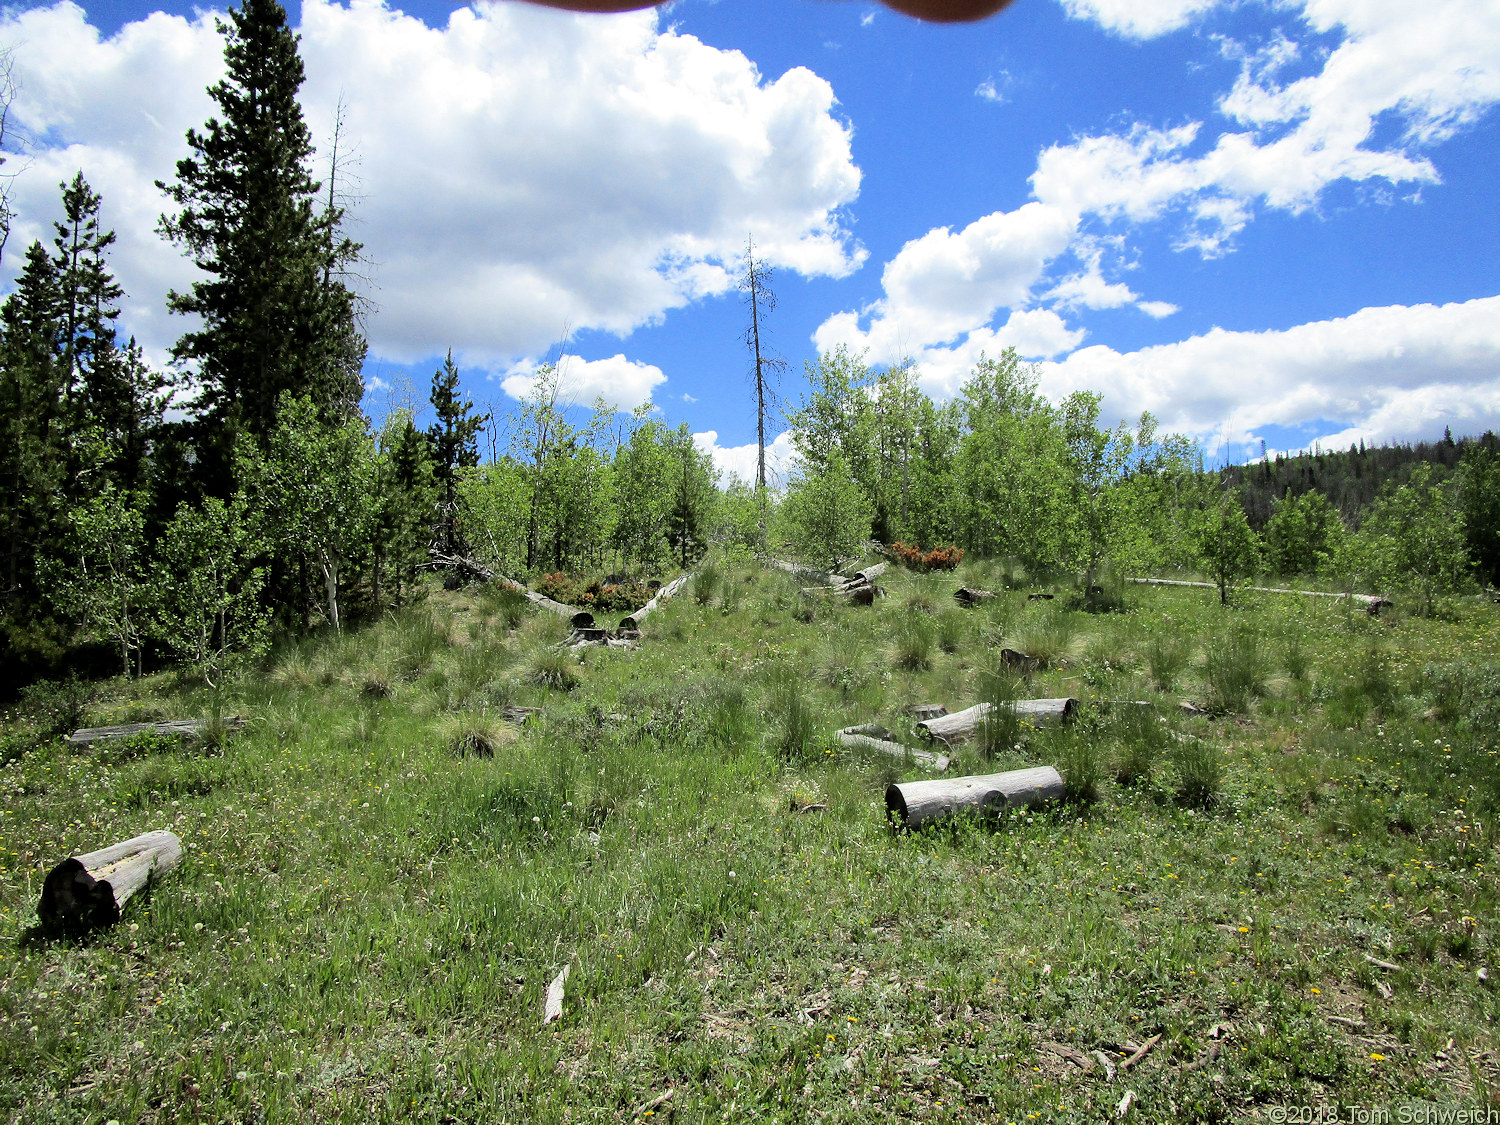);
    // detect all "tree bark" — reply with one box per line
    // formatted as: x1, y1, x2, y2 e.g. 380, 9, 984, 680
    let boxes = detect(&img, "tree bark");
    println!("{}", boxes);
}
39, 830, 184, 929
954, 587, 996, 605
760, 556, 840, 586
886, 766, 1064, 830
915, 699, 1078, 745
